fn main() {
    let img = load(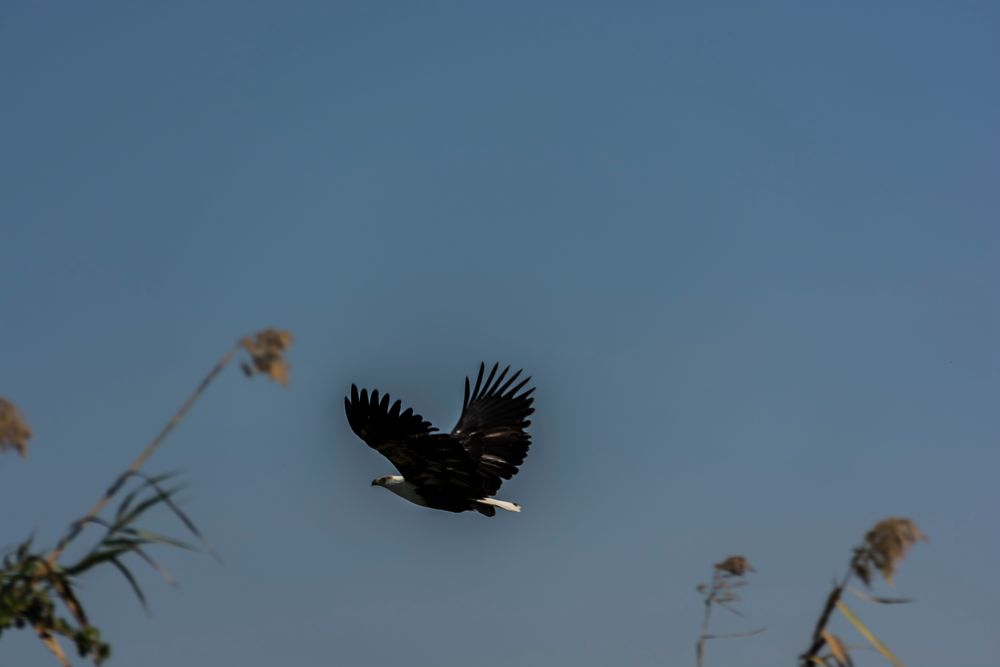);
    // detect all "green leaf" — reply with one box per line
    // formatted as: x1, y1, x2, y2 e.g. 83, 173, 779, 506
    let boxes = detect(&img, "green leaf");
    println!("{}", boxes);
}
65, 547, 132, 576
115, 484, 184, 529
107, 558, 148, 612
129, 546, 176, 587
128, 530, 195, 552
